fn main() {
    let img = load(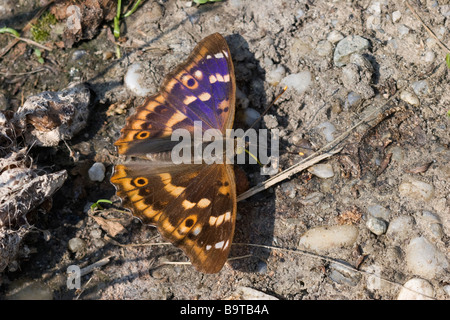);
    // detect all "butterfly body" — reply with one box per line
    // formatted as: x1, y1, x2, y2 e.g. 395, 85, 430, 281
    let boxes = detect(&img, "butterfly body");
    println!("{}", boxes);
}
111, 33, 237, 273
